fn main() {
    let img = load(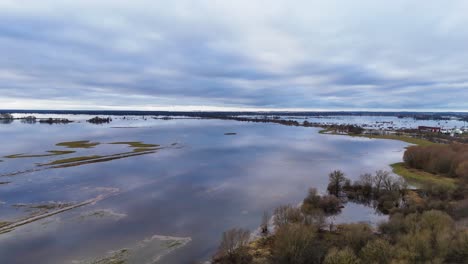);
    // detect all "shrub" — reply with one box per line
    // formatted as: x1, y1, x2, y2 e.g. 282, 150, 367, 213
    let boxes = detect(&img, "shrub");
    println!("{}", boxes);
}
214, 228, 252, 264
324, 247, 360, 264
274, 205, 304, 228
302, 188, 342, 216
272, 224, 325, 264
318, 195, 342, 215
337, 223, 374, 253
359, 239, 393, 264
